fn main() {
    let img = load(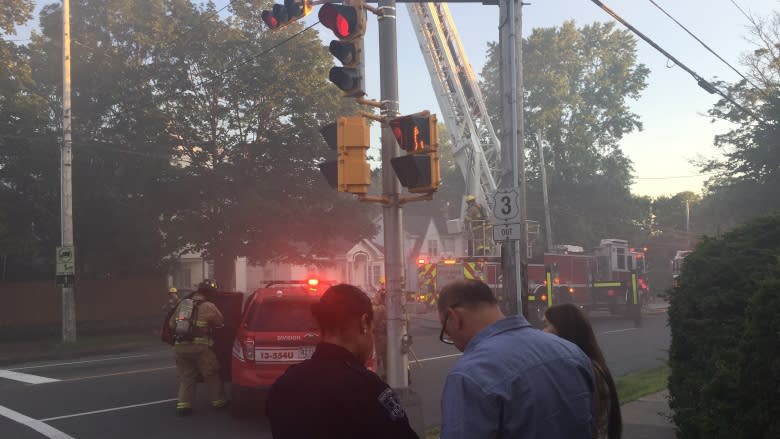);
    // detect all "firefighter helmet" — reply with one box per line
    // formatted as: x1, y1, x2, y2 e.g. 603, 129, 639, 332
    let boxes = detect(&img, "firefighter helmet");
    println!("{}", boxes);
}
168, 287, 178, 294
465, 195, 476, 203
